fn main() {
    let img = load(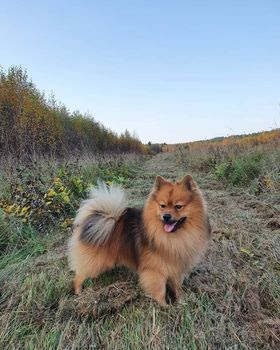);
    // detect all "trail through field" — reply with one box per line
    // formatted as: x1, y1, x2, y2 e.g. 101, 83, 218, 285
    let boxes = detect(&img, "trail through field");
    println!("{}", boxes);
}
0, 152, 279, 349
